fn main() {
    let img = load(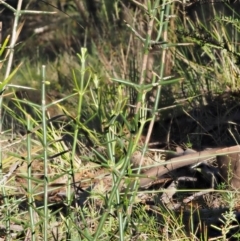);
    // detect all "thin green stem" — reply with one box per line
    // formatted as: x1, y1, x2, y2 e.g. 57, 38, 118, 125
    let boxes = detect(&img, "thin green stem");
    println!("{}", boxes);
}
41, 65, 48, 241
106, 127, 124, 241
26, 114, 36, 241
